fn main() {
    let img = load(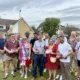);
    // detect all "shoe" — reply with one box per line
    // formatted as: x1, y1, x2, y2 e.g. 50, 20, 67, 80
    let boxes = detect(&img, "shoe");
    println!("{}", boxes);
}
40, 76, 44, 80
21, 73, 24, 77
3, 75, 8, 80
24, 75, 27, 79
29, 69, 31, 72
47, 77, 51, 80
43, 69, 47, 72
31, 77, 35, 80
56, 75, 60, 79
11, 74, 15, 77
60, 75, 62, 80
11, 71, 15, 77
